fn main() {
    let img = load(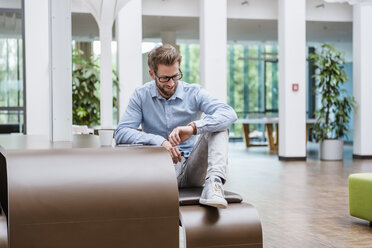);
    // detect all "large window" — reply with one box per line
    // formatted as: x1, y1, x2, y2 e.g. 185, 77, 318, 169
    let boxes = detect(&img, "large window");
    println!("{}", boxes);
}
0, 2, 25, 134
227, 43, 278, 140
178, 42, 281, 141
